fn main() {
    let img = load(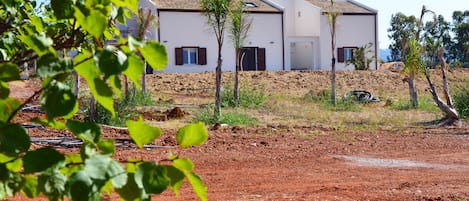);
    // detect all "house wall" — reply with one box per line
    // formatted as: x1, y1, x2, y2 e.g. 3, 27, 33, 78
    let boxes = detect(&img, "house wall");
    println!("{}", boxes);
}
158, 11, 283, 73
293, 0, 321, 37
319, 14, 378, 70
